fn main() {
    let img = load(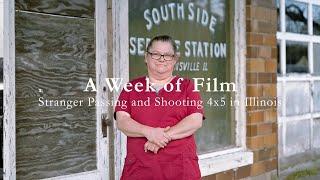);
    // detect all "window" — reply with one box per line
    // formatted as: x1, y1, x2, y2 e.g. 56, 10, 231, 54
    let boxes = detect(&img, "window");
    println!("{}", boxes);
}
286, 41, 308, 73
277, 0, 320, 75
313, 5, 320, 35
314, 81, 320, 112
314, 43, 320, 74
277, 0, 320, 156
129, 0, 234, 154
285, 0, 308, 34
13, 1, 98, 179
127, 0, 251, 176
285, 81, 310, 116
